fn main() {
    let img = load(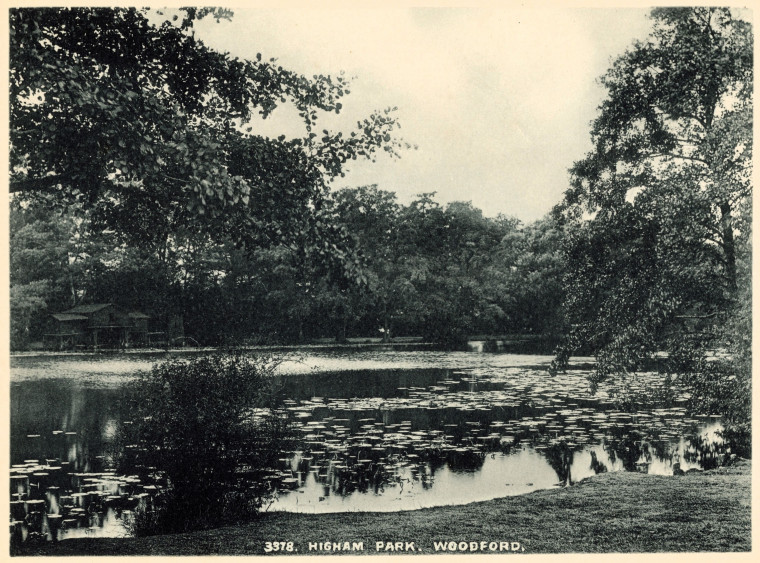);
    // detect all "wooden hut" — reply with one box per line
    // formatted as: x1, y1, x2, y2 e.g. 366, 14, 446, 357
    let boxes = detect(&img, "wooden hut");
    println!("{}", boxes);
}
46, 304, 152, 350
45, 313, 88, 350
